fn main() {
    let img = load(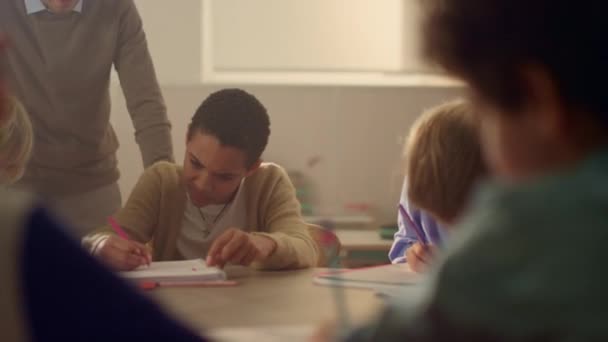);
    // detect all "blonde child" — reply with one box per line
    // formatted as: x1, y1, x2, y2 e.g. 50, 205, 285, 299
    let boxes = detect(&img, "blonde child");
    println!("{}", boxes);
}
0, 96, 33, 184
389, 99, 486, 272
336, 0, 608, 340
